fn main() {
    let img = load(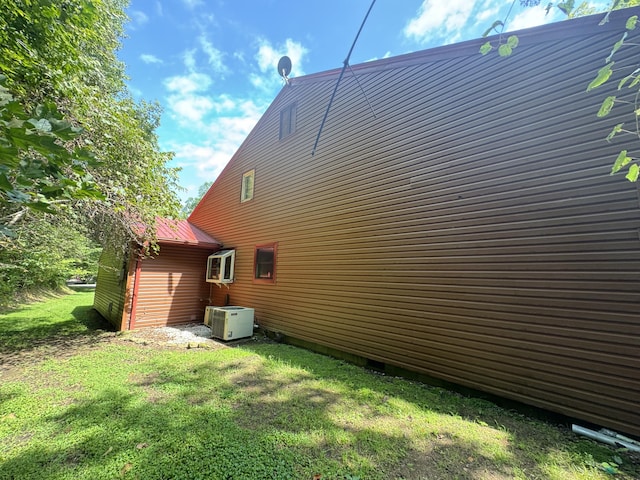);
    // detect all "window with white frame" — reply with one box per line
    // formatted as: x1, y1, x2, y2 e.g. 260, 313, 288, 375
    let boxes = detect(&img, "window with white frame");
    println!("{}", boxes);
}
206, 249, 235, 284
241, 169, 255, 202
